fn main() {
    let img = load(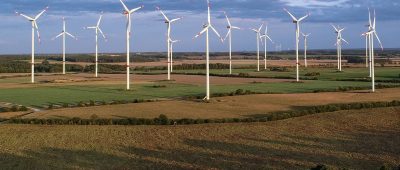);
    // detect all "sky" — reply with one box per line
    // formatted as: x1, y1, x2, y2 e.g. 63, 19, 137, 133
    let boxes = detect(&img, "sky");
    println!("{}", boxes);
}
0, 0, 399, 54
